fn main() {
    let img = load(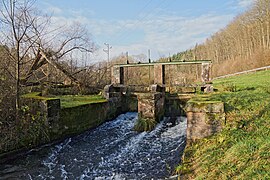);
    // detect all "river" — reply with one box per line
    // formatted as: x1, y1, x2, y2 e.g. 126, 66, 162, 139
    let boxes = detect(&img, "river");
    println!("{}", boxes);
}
0, 112, 186, 179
